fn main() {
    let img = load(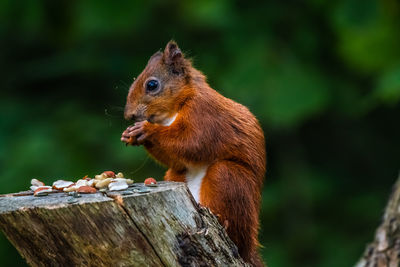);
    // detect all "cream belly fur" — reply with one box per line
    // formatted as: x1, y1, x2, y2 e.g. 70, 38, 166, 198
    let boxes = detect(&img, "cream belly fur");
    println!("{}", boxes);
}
161, 113, 178, 126
185, 164, 208, 202
160, 113, 207, 202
